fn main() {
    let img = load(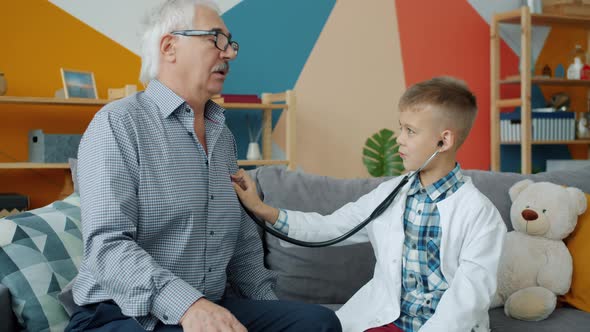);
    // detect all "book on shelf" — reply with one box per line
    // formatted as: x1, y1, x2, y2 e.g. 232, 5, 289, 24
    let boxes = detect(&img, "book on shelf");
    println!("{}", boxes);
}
220, 94, 261, 103
500, 110, 575, 142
